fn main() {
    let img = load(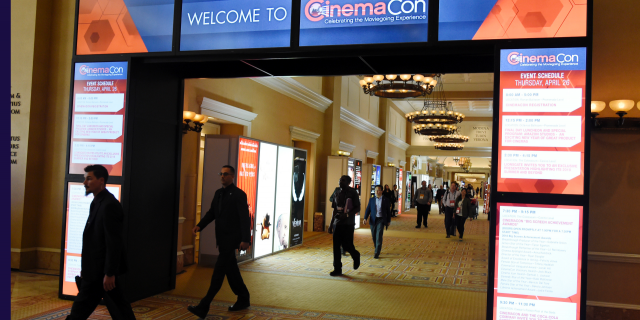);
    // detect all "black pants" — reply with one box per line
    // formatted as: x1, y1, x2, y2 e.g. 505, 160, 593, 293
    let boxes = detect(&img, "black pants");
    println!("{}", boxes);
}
67, 276, 136, 320
332, 224, 360, 270
199, 247, 250, 308
416, 203, 430, 227
370, 219, 385, 255
456, 216, 468, 238
444, 207, 456, 236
